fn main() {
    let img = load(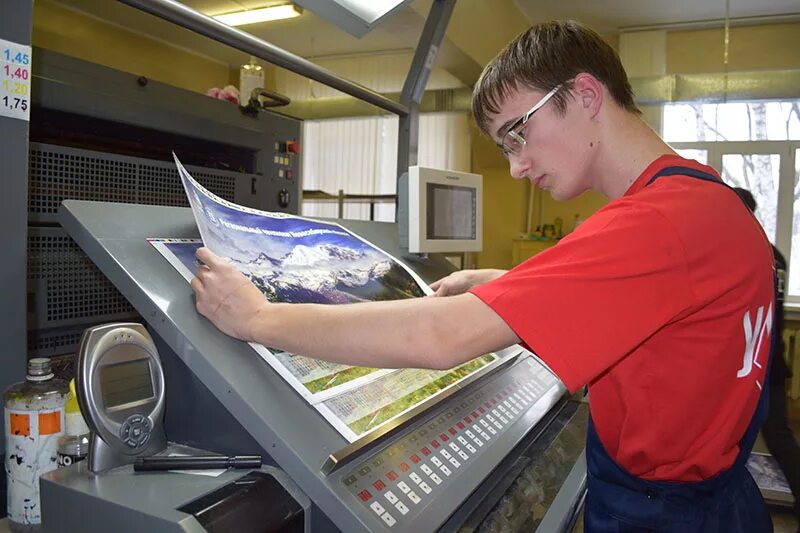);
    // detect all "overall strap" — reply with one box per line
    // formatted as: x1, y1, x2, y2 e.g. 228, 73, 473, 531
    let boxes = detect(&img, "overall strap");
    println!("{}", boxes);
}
645, 164, 775, 461
646, 165, 725, 188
